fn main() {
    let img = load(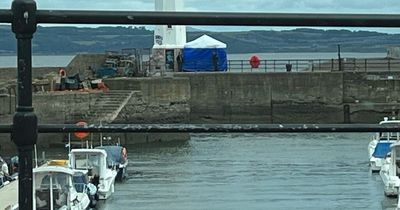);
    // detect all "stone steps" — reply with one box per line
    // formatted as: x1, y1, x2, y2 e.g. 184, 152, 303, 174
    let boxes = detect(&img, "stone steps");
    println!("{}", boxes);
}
86, 90, 134, 123
64, 90, 136, 123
